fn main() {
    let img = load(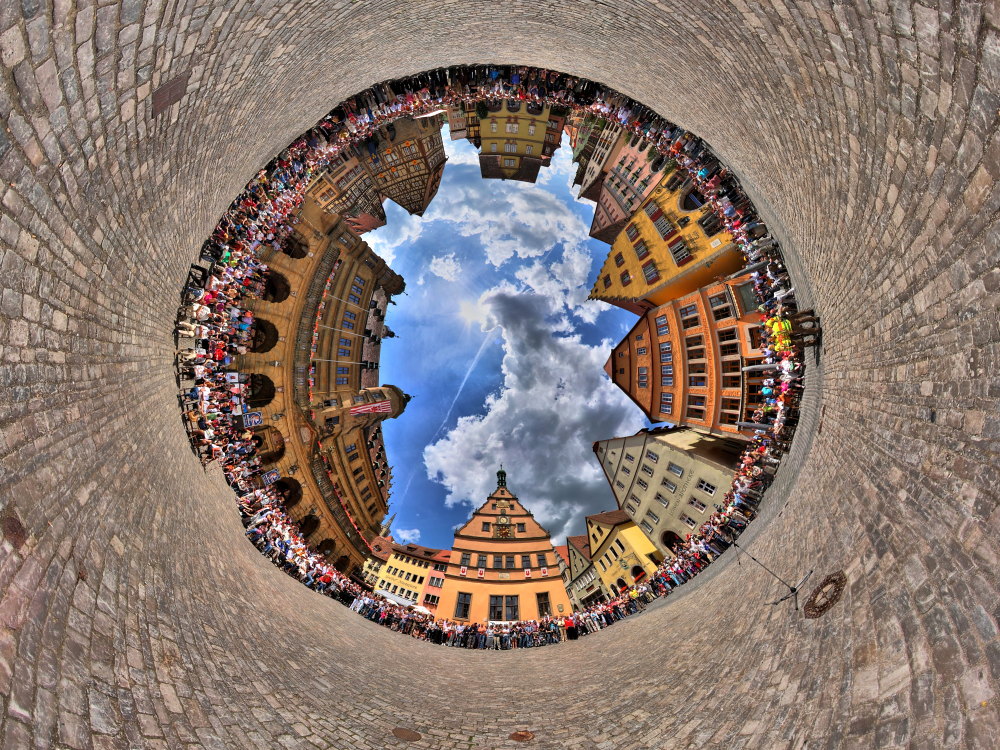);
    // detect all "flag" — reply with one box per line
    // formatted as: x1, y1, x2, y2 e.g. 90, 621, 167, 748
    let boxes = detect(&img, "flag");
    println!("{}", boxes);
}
349, 399, 393, 415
